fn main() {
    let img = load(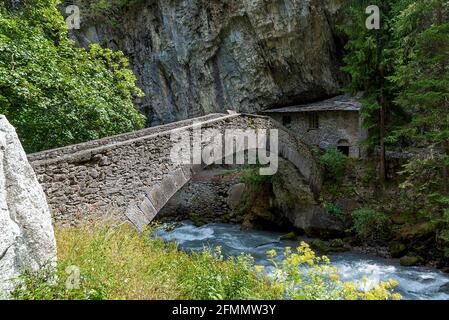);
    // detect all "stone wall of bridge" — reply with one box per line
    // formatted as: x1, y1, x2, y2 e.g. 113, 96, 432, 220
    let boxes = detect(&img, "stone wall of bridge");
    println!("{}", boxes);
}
28, 113, 321, 229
